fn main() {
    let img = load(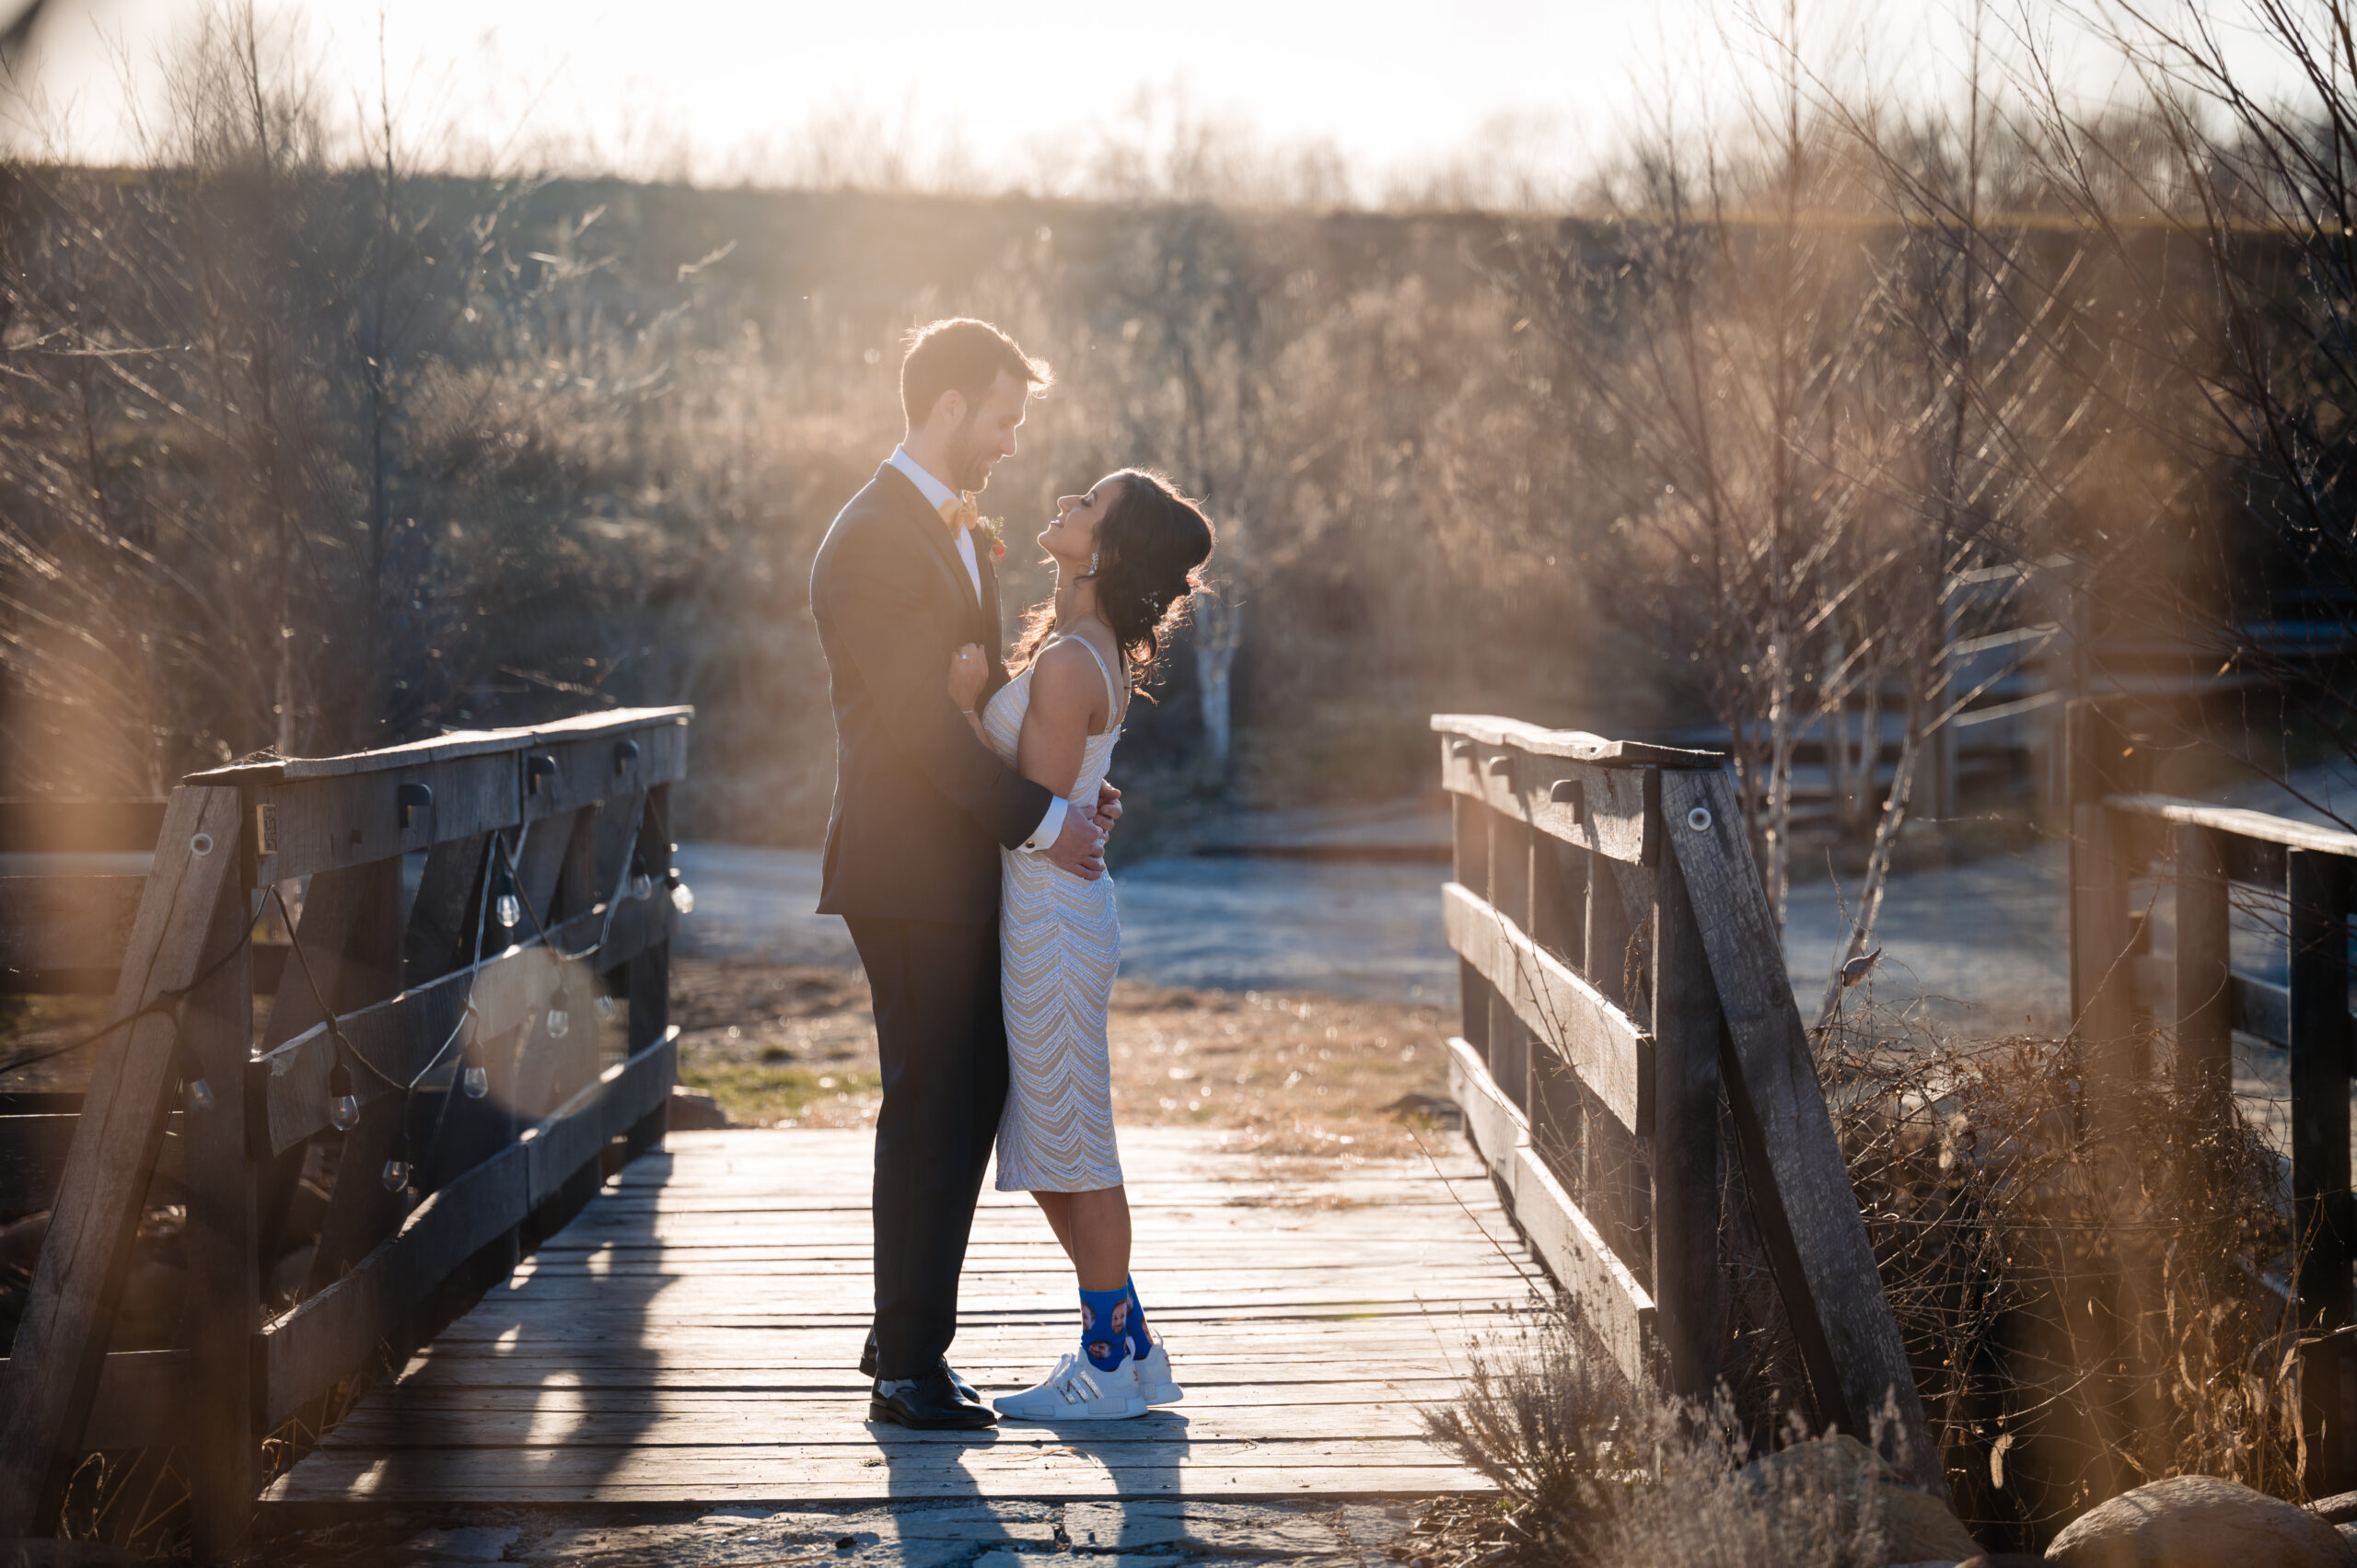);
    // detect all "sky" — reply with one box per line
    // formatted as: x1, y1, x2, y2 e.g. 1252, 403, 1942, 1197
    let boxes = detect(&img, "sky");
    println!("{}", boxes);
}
0, 0, 2195, 197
